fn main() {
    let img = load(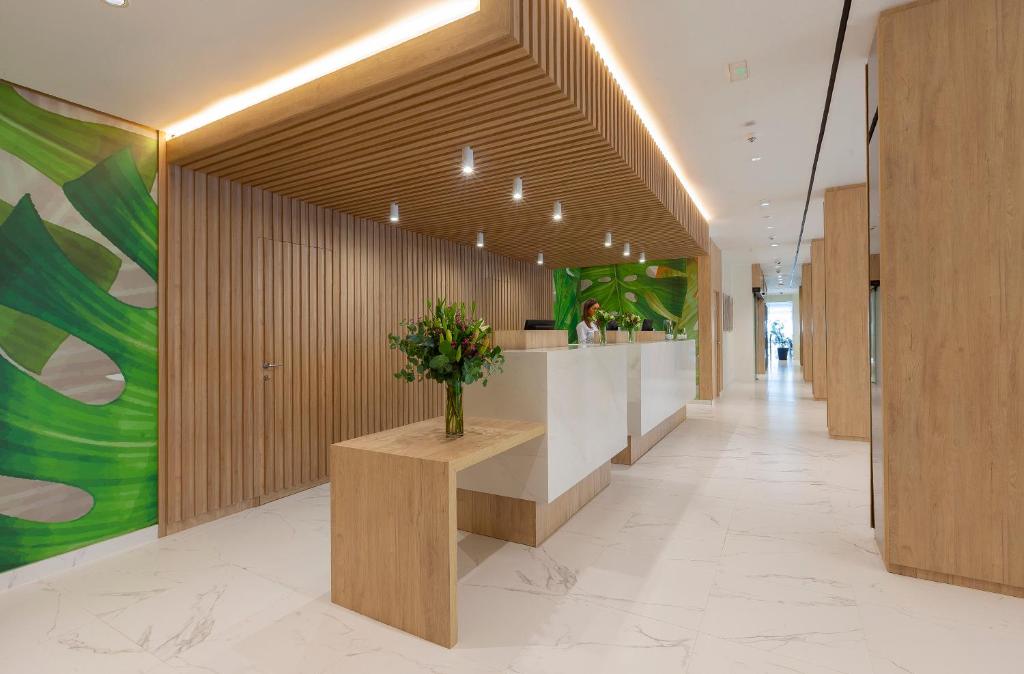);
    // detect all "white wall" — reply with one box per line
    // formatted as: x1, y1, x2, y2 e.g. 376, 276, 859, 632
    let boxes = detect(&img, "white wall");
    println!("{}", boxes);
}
722, 251, 755, 385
